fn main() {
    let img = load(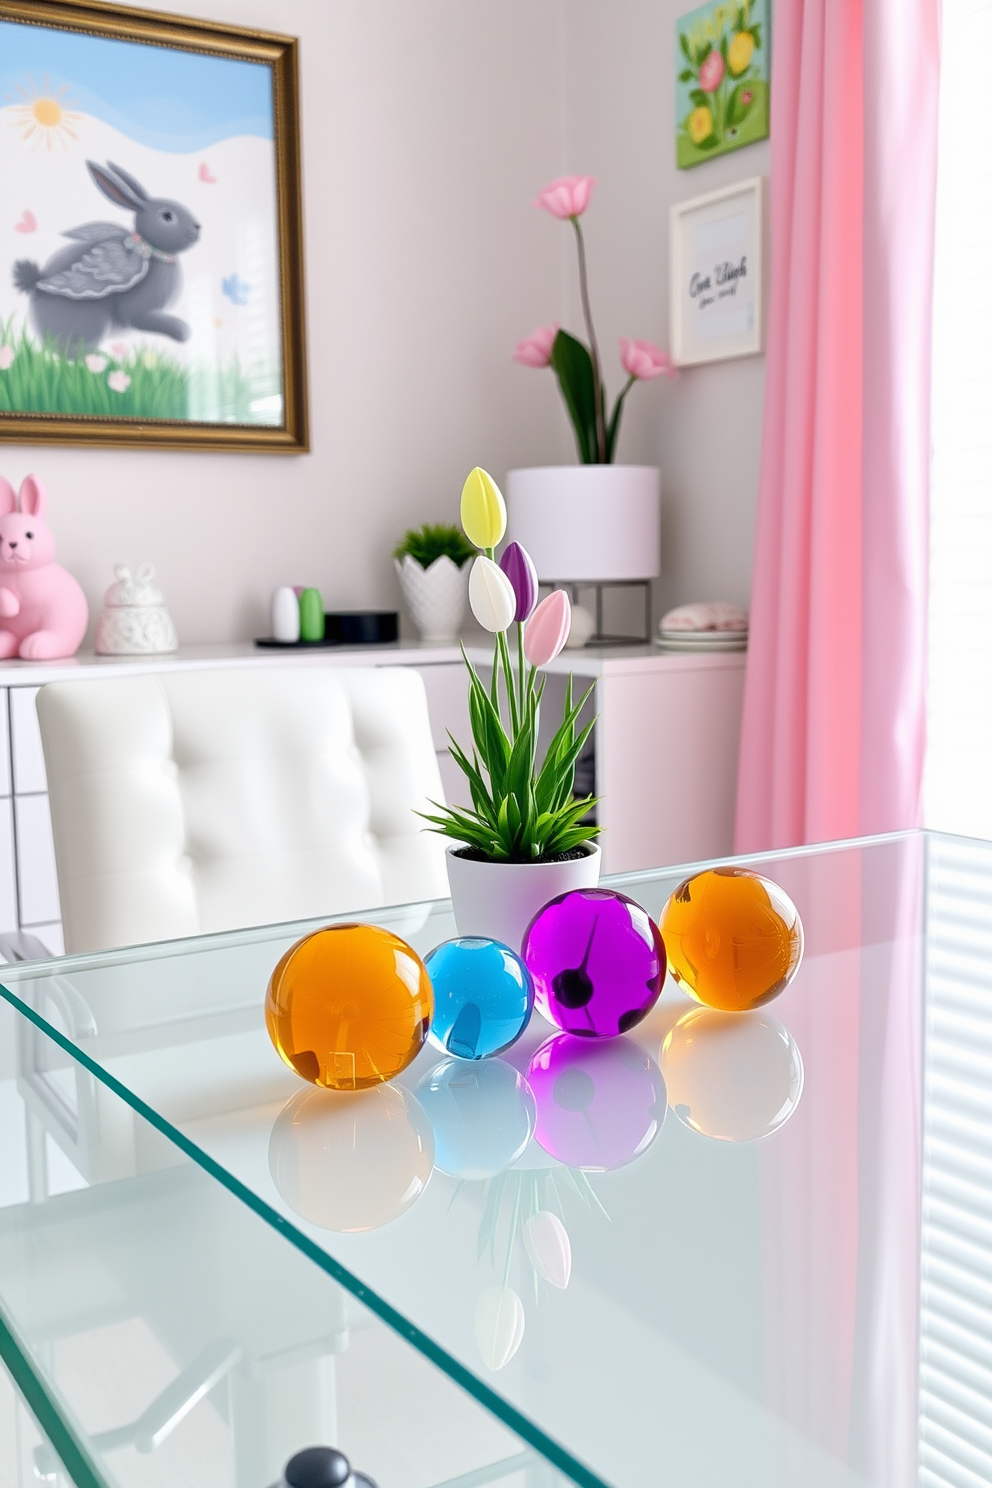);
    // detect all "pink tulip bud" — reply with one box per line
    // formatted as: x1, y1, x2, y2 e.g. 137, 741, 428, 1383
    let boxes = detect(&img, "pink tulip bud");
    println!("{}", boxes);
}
698, 50, 725, 92
513, 324, 559, 369
533, 175, 595, 220
524, 590, 571, 667
619, 338, 677, 381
